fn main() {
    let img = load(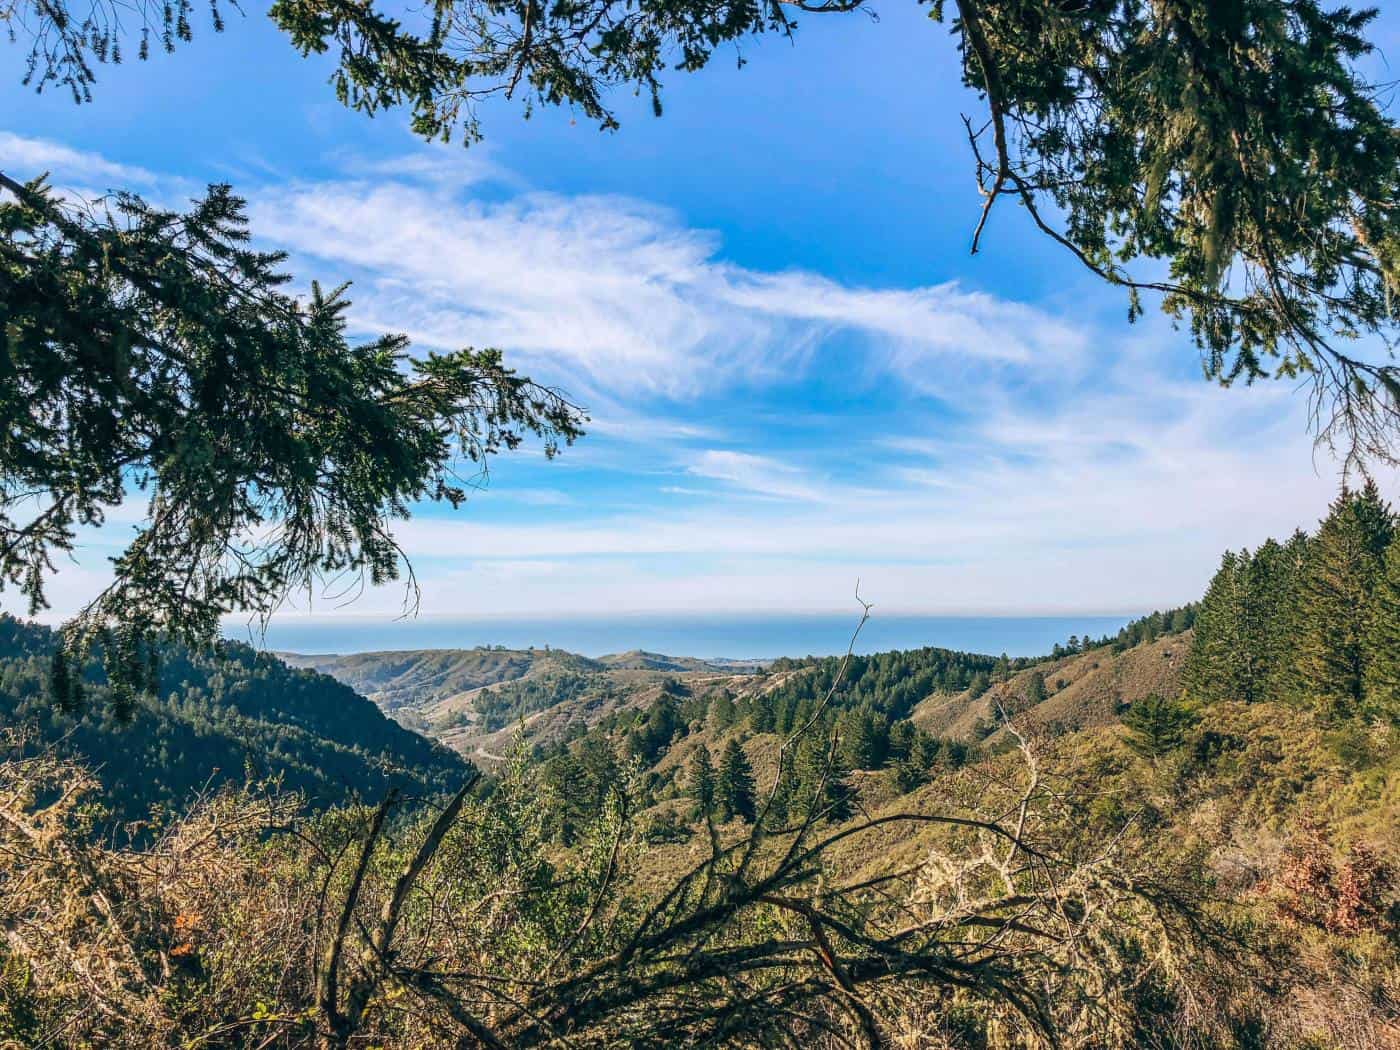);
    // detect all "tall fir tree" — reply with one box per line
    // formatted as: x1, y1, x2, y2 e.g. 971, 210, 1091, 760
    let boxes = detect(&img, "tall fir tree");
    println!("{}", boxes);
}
839, 708, 880, 771
1024, 671, 1047, 707
686, 743, 716, 821
1266, 530, 1313, 701
1187, 539, 1306, 706
1362, 539, 1400, 721
1122, 694, 1198, 763
1294, 484, 1395, 720
717, 739, 757, 824
1242, 537, 1302, 698
793, 732, 854, 826
706, 691, 736, 733
1185, 550, 1252, 703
